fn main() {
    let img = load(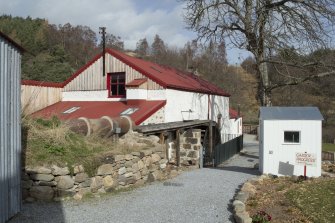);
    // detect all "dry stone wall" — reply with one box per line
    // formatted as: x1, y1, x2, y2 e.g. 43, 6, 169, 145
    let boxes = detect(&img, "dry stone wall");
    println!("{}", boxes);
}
22, 148, 177, 202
